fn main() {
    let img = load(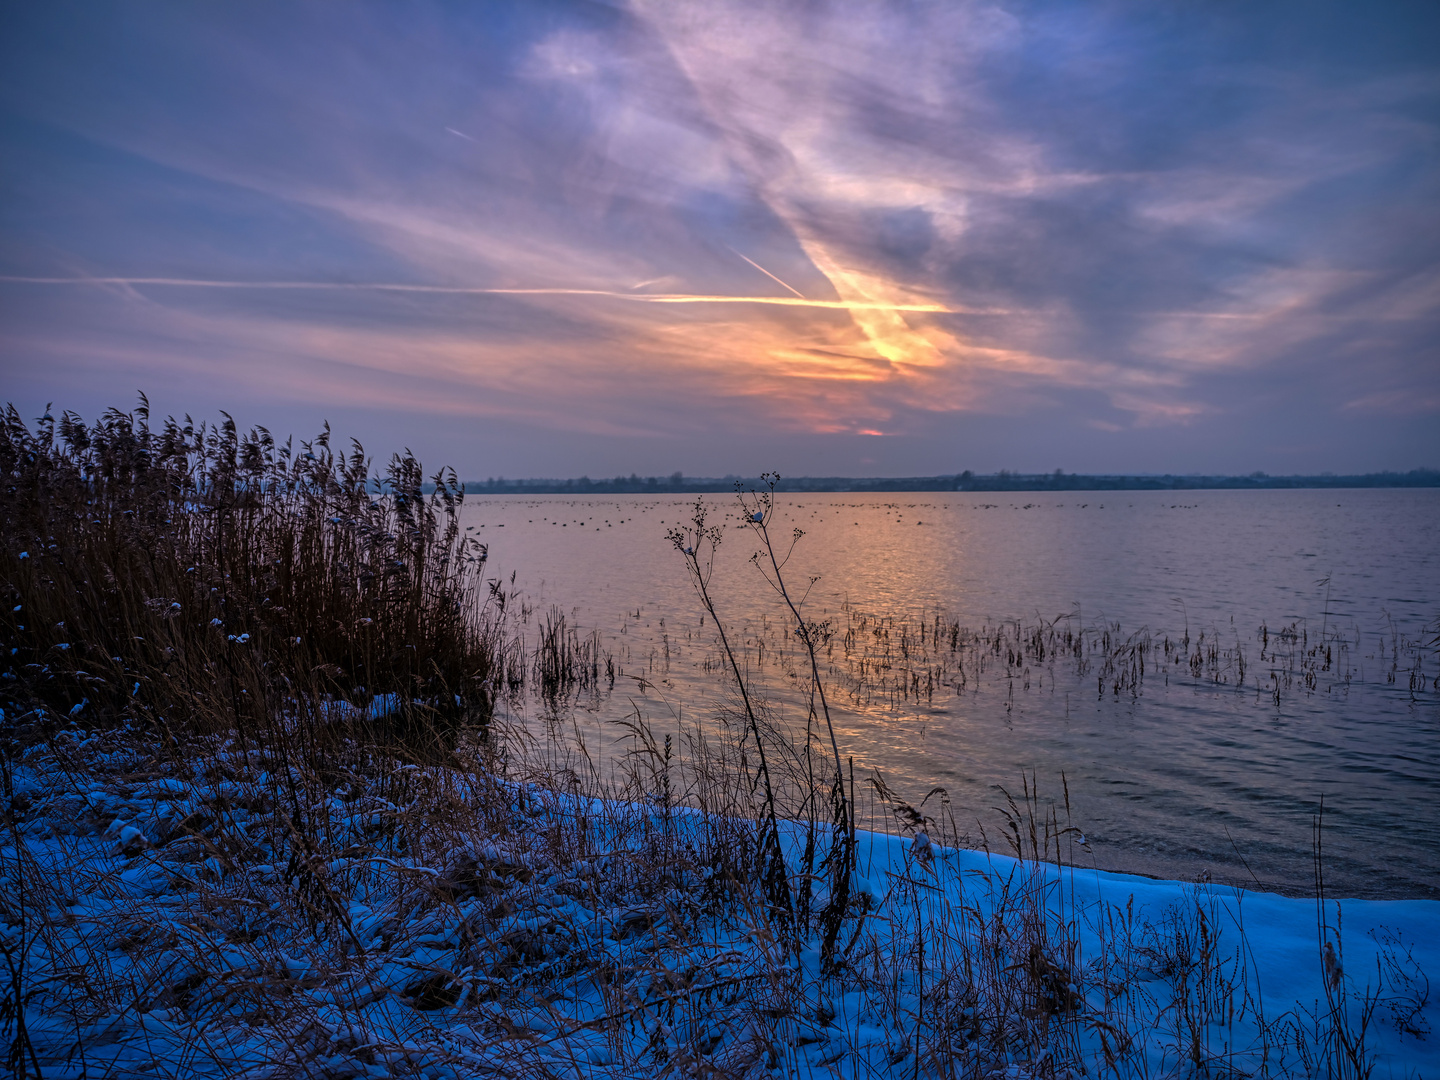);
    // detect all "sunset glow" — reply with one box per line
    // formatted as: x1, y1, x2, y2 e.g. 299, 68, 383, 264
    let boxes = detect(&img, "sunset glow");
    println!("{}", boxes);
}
1, 1, 1436, 476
